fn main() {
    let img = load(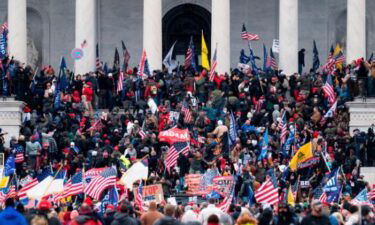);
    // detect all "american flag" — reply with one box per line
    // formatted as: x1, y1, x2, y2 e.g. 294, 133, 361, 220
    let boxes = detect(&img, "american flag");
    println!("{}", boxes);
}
0, 182, 15, 205
96, 43, 102, 71
313, 185, 327, 203
184, 37, 195, 70
270, 48, 278, 70
255, 96, 265, 113
209, 47, 217, 82
254, 178, 279, 205
320, 100, 337, 126
368, 184, 375, 200
181, 102, 192, 124
323, 45, 335, 72
217, 188, 234, 213
62, 171, 83, 198
138, 49, 150, 78
279, 113, 288, 144
14, 145, 24, 163
84, 167, 117, 200
121, 40, 130, 72
241, 24, 259, 41
334, 50, 346, 65
135, 181, 146, 212
138, 129, 146, 139
0, 22, 8, 32
18, 167, 52, 200
165, 142, 190, 171
117, 71, 124, 93
87, 119, 104, 132
351, 189, 372, 207
322, 74, 336, 104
